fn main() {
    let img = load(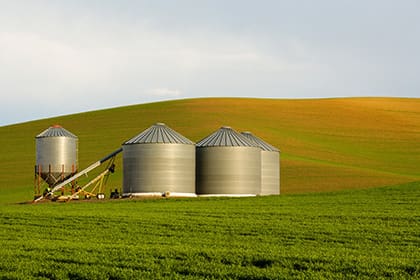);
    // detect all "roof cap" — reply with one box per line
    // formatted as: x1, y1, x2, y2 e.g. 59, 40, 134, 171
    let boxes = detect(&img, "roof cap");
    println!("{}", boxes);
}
196, 126, 259, 147
241, 131, 279, 152
36, 125, 78, 138
124, 123, 194, 145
